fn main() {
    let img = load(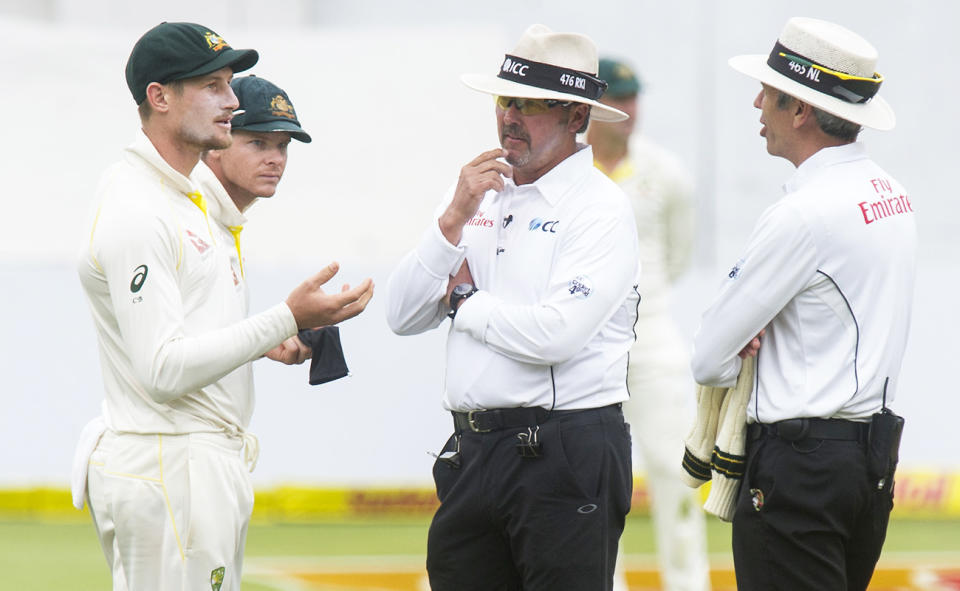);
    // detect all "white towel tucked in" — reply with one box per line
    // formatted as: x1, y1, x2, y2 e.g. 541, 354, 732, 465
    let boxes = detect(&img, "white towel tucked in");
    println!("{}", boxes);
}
70, 416, 106, 510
